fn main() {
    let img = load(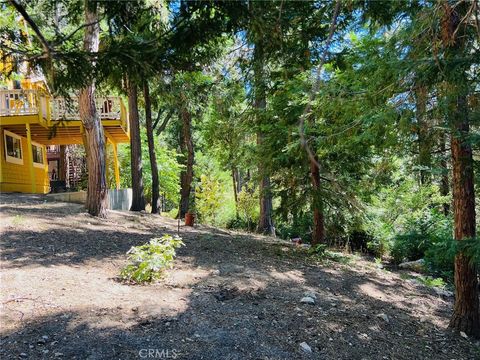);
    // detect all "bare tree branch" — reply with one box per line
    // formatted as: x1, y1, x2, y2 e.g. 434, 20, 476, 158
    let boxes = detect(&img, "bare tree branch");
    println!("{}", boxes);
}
9, 0, 52, 56
156, 109, 175, 135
